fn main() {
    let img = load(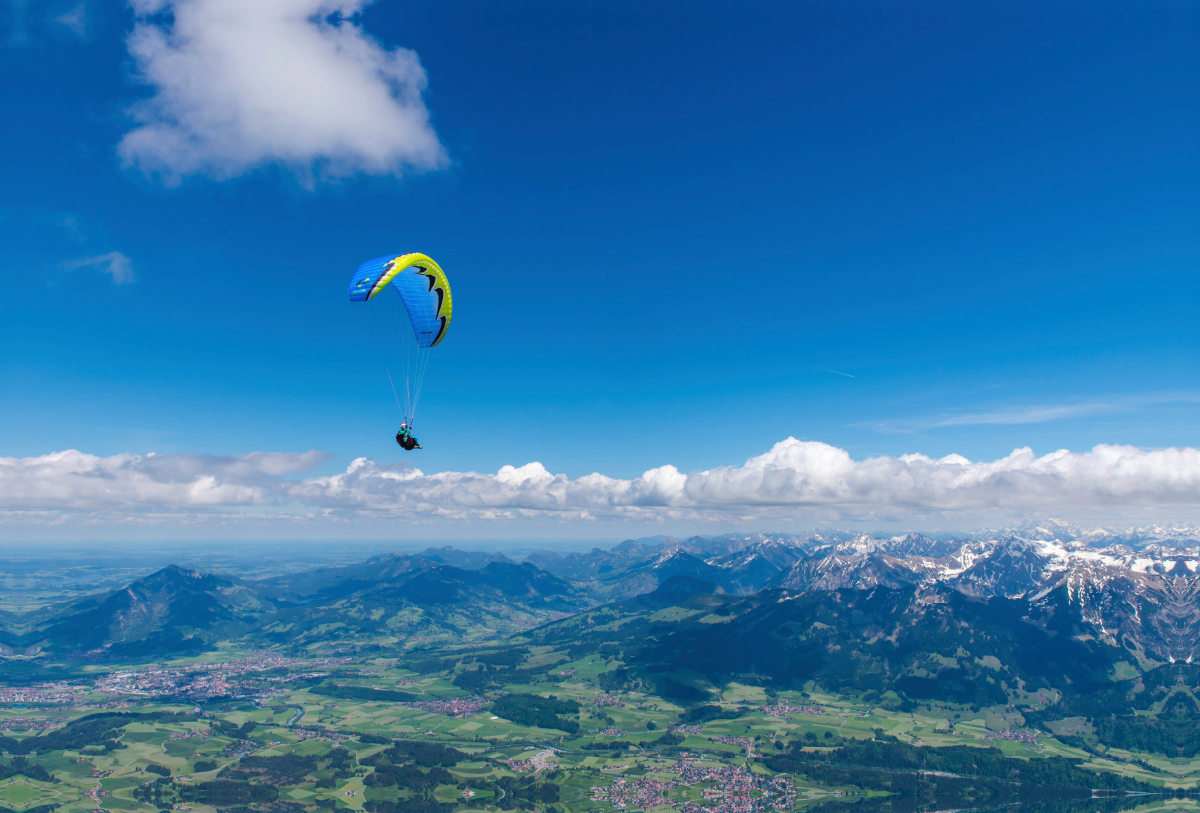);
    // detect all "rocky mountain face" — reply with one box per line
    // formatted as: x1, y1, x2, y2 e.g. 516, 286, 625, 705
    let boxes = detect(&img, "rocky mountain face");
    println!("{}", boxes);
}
523, 526, 1200, 665
385, 525, 1198, 667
